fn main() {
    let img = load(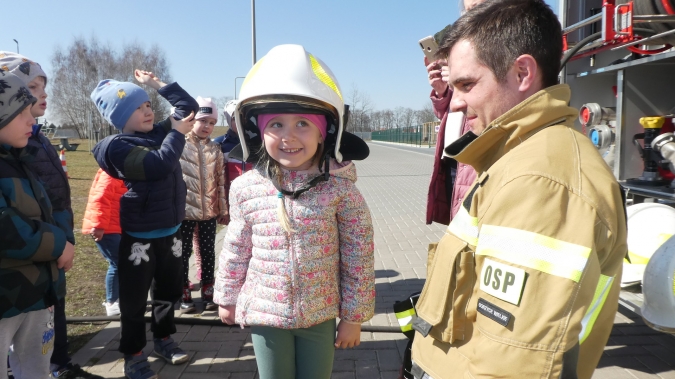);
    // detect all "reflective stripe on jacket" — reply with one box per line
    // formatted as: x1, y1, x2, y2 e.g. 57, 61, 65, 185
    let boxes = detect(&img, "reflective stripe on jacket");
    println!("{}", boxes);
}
412, 85, 627, 379
180, 132, 227, 221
